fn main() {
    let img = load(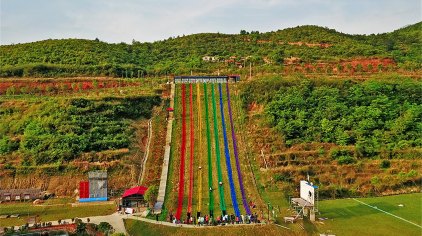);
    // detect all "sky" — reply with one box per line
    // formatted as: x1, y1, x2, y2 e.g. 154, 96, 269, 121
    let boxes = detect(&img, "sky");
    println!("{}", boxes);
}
0, 0, 421, 45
